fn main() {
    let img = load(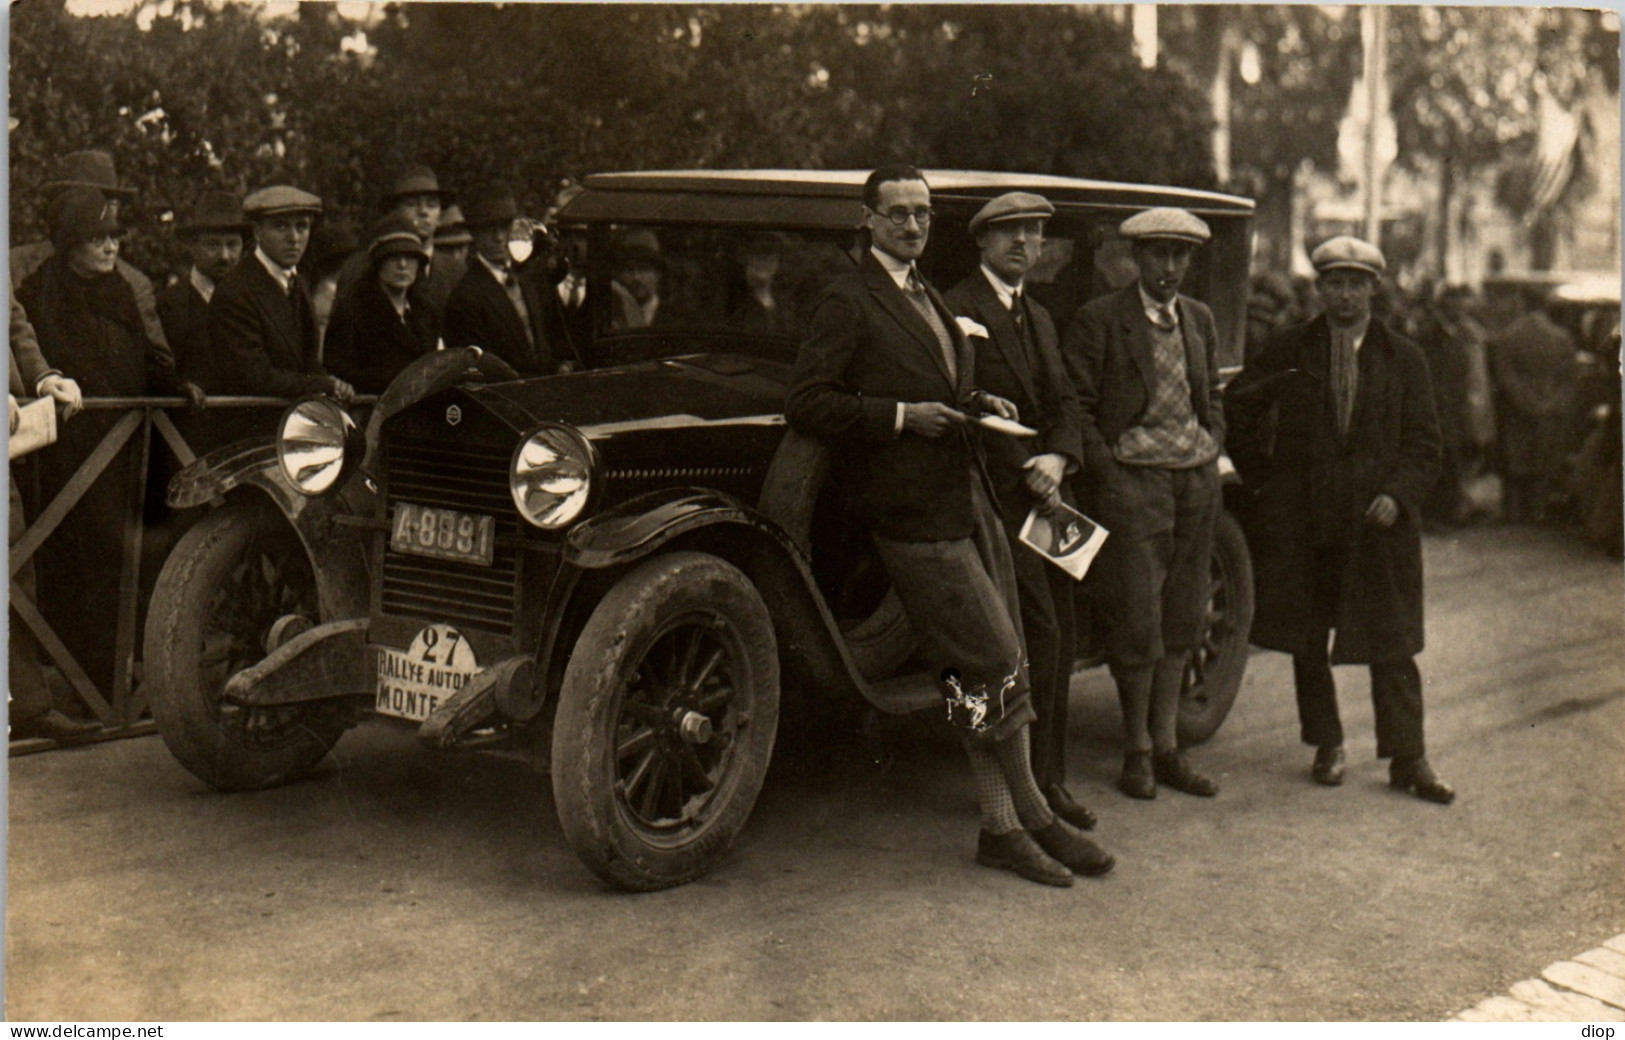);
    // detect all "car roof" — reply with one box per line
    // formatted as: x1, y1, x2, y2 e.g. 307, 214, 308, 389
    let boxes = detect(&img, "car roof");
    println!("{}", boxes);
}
560, 168, 1255, 229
